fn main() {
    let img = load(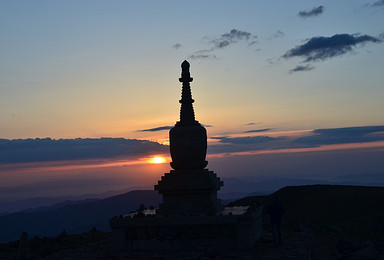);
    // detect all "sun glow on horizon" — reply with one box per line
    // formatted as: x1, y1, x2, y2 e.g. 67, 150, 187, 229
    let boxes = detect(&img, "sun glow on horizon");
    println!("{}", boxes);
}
148, 156, 167, 164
